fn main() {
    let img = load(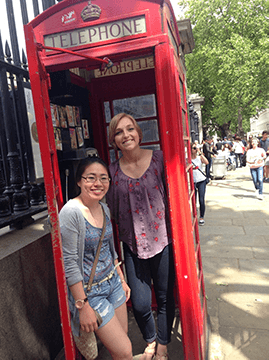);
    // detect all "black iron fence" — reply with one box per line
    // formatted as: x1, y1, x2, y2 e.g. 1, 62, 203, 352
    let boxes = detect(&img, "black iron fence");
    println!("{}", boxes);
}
188, 101, 199, 143
0, 0, 60, 229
